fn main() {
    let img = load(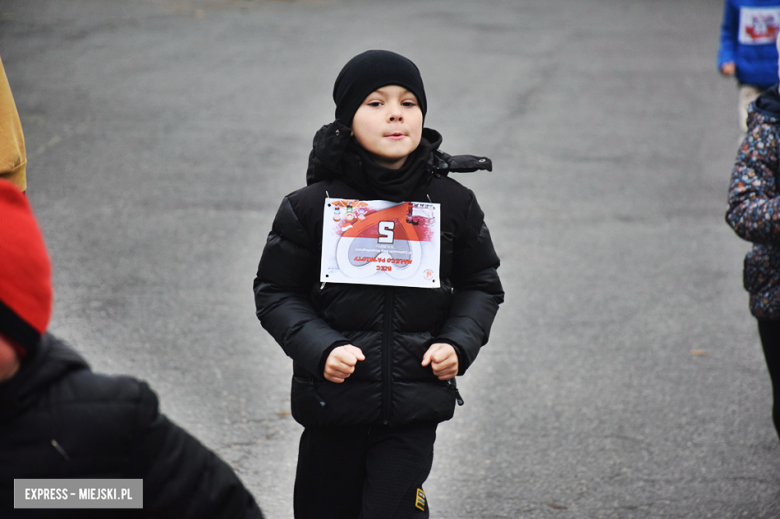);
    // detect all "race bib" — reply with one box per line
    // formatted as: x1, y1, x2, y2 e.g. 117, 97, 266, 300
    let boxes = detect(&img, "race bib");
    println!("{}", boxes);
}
739, 7, 780, 45
320, 199, 441, 288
